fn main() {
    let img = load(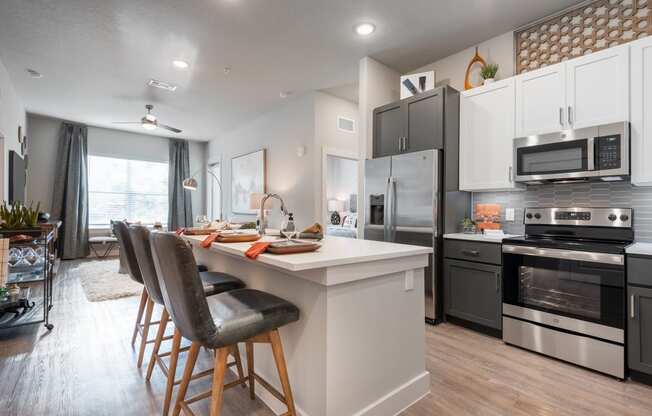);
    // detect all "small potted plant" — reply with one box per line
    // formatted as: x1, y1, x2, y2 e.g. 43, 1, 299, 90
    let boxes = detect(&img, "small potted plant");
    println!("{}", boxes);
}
461, 217, 477, 234
0, 201, 42, 238
481, 63, 499, 85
